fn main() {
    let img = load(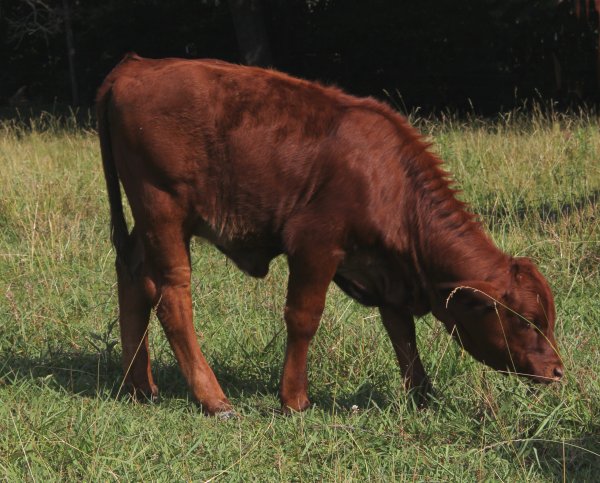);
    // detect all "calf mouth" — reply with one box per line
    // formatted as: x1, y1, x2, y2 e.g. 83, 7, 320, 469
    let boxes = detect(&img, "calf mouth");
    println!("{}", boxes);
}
514, 363, 564, 384
488, 356, 564, 384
